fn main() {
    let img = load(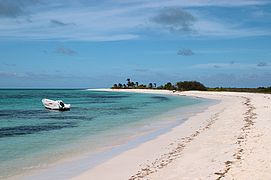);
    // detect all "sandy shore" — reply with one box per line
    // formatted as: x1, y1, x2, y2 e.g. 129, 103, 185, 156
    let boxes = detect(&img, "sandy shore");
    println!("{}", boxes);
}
73, 89, 271, 180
